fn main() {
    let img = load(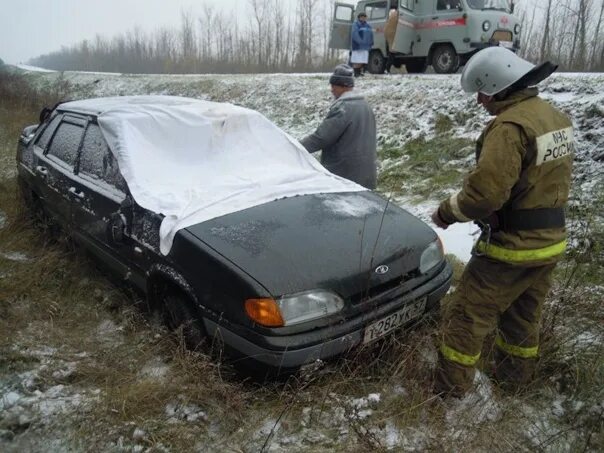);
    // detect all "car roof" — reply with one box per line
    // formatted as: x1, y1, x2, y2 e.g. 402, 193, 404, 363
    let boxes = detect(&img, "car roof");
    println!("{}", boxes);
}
57, 95, 204, 116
